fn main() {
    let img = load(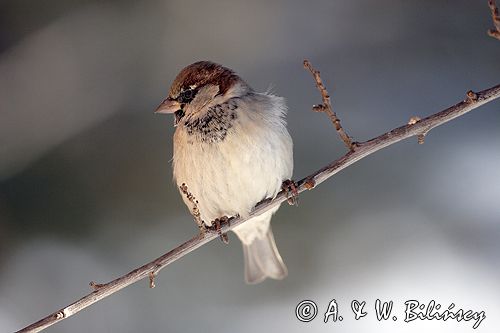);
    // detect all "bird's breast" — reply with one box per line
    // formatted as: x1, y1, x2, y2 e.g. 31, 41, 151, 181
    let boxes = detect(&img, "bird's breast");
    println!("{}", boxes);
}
182, 100, 239, 143
172, 95, 293, 224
